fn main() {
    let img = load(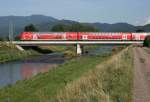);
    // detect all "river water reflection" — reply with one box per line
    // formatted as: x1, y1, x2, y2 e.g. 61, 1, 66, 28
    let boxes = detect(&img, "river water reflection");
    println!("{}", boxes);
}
0, 53, 65, 88
0, 46, 114, 88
